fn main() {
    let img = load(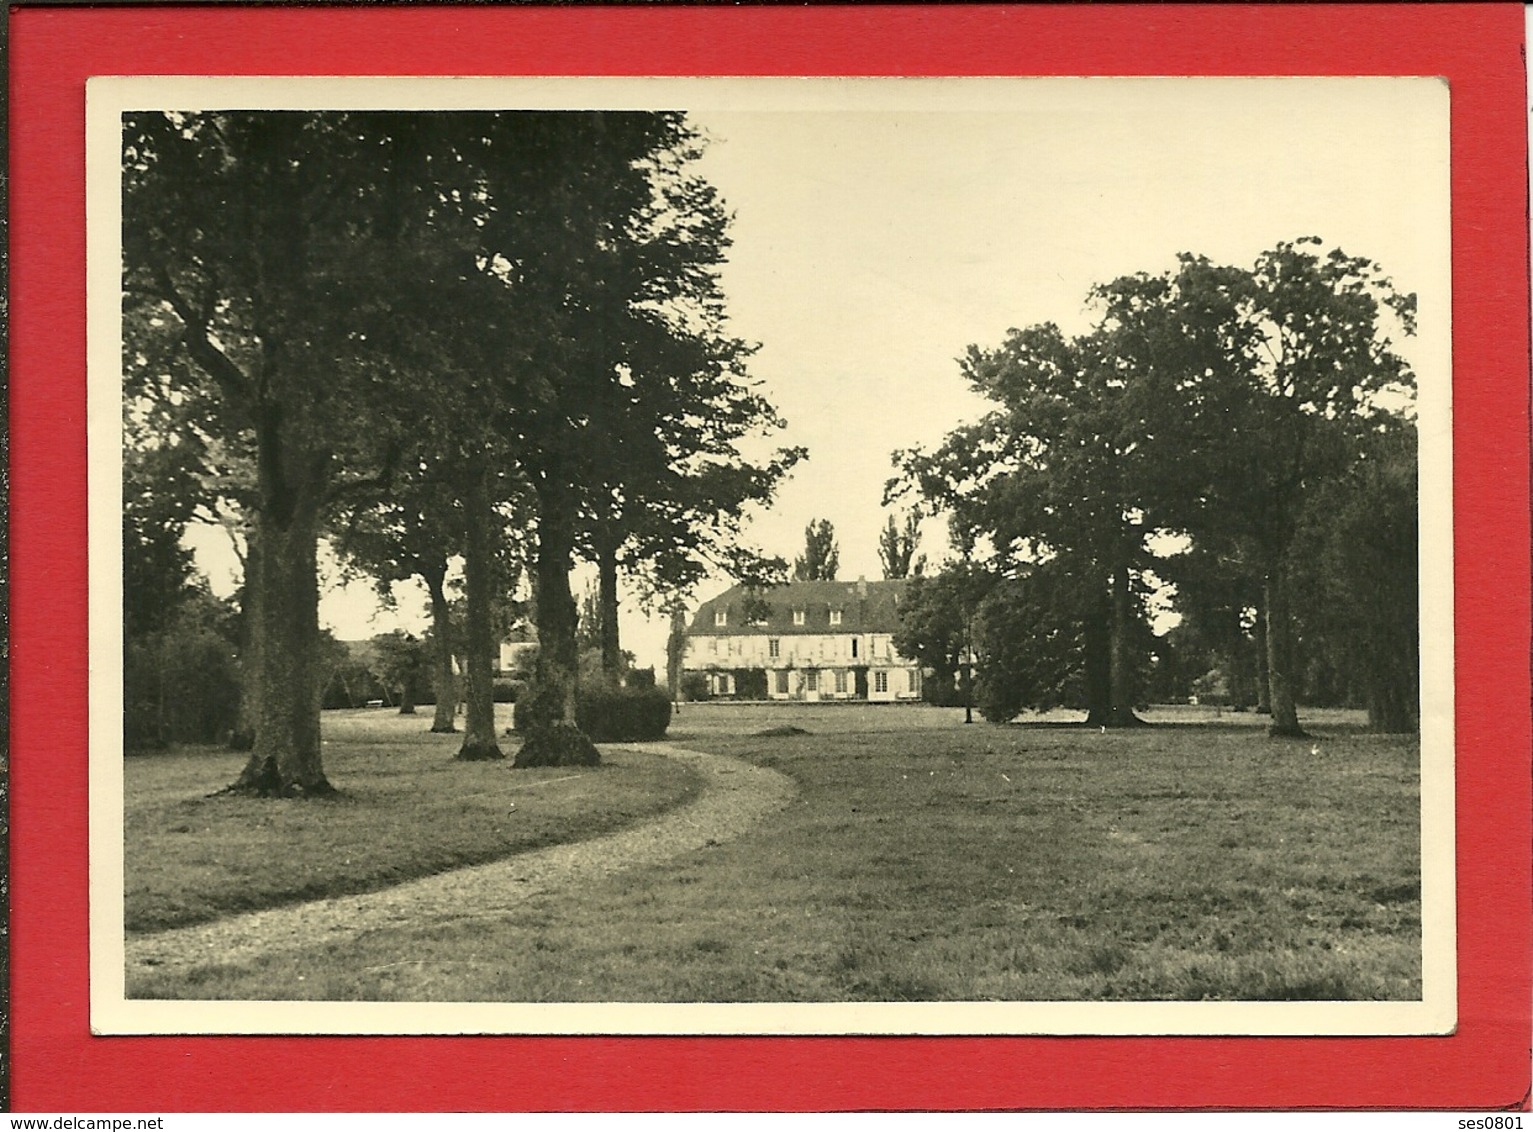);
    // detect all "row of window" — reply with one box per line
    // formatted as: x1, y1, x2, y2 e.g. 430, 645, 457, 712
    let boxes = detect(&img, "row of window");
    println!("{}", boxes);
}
769, 668, 918, 694
714, 608, 845, 627
705, 668, 919, 697
707, 635, 890, 659
767, 636, 862, 659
